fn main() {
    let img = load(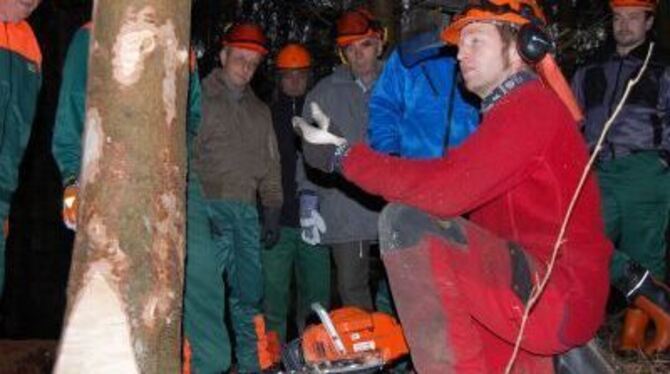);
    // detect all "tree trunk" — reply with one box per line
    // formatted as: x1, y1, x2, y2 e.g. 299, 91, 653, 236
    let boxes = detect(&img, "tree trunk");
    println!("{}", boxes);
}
54, 0, 192, 372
